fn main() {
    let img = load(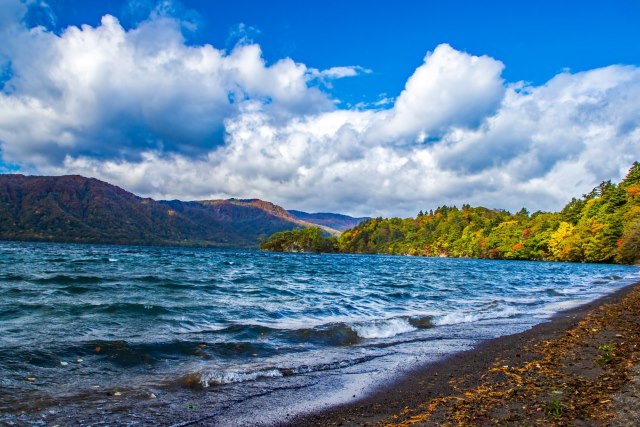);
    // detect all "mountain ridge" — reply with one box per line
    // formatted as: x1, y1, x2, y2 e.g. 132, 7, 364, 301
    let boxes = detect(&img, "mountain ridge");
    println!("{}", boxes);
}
287, 210, 370, 232
0, 174, 344, 247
